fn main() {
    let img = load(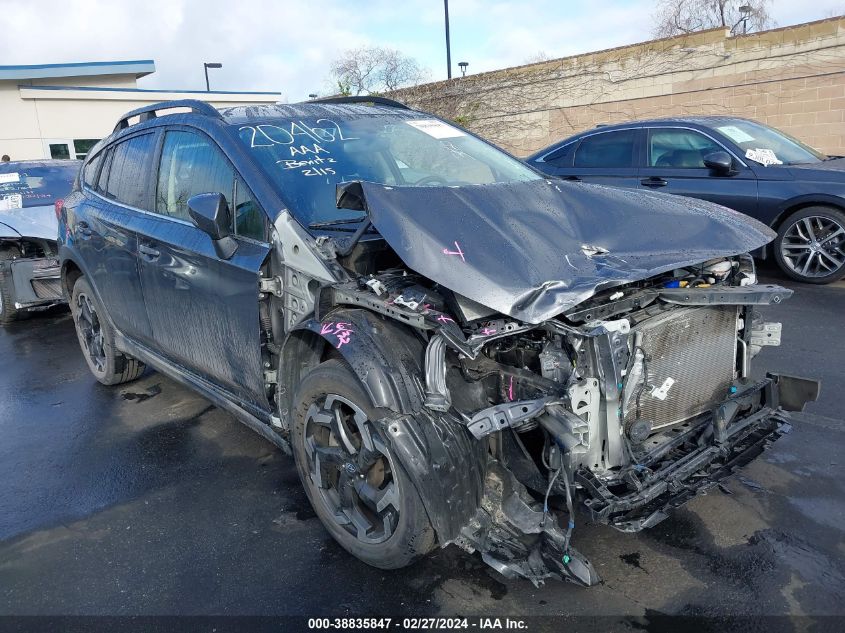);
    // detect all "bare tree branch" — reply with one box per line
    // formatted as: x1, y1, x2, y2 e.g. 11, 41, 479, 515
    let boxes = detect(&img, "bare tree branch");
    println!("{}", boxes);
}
329, 46, 429, 95
651, 0, 774, 38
